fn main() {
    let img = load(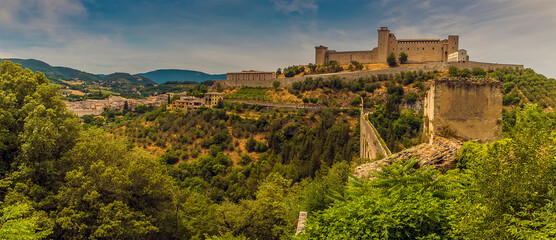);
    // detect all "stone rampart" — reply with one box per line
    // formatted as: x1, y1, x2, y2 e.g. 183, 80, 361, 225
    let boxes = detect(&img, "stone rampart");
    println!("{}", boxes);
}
360, 111, 391, 159
217, 61, 523, 88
